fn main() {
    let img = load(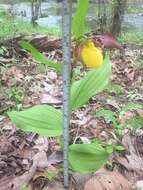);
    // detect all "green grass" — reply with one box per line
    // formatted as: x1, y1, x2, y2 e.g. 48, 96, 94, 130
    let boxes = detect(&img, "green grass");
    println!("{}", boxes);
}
127, 6, 143, 14
0, 10, 61, 40
90, 4, 143, 16
1, 9, 143, 47
119, 31, 143, 46
0, 0, 29, 4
